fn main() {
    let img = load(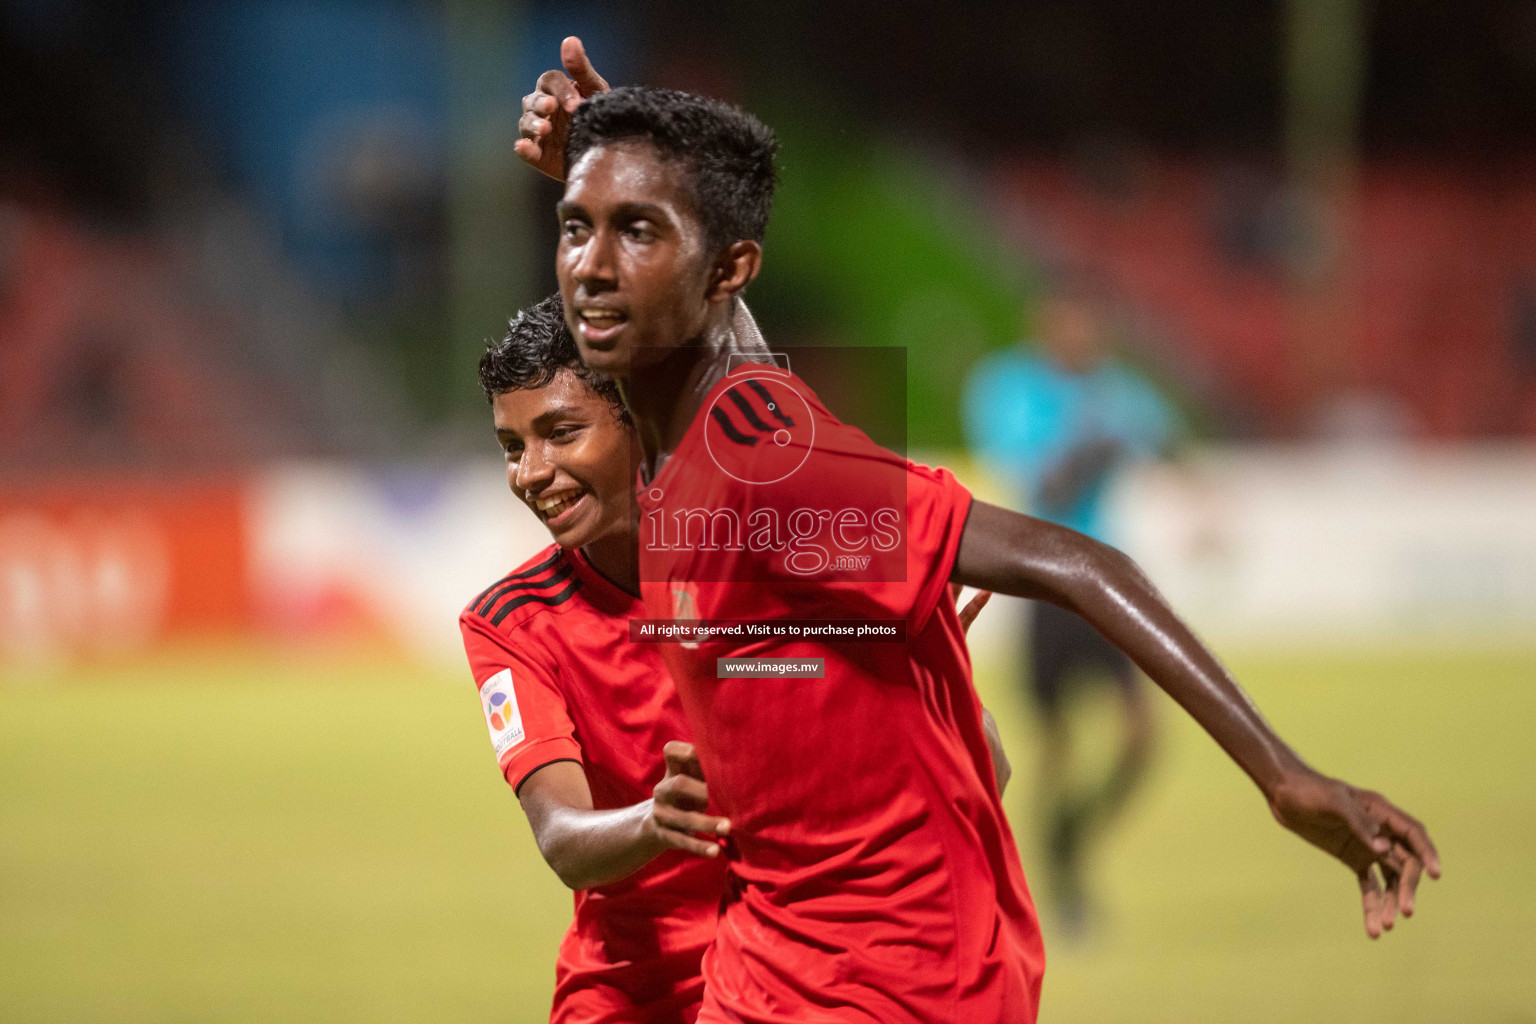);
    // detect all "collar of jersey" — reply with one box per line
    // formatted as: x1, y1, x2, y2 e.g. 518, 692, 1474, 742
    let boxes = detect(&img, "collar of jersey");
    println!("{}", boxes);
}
637, 365, 800, 504
569, 545, 641, 614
